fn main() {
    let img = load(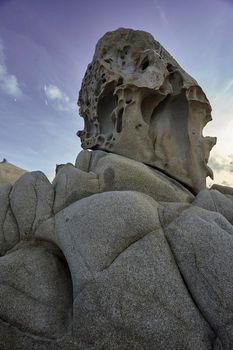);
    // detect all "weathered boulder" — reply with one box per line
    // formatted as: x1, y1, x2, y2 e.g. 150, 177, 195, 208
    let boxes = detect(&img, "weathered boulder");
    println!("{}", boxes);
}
10, 171, 54, 238
0, 241, 72, 339
78, 28, 216, 193
0, 28, 232, 350
160, 198, 233, 349
75, 149, 194, 203
0, 184, 19, 256
53, 163, 99, 214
